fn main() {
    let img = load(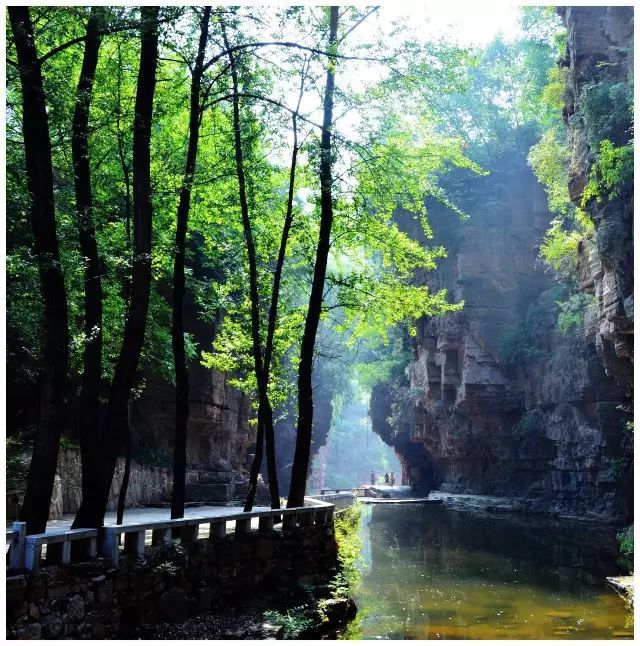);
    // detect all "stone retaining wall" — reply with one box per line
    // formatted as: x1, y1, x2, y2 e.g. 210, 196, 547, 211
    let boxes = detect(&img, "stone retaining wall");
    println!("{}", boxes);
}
6, 521, 338, 639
